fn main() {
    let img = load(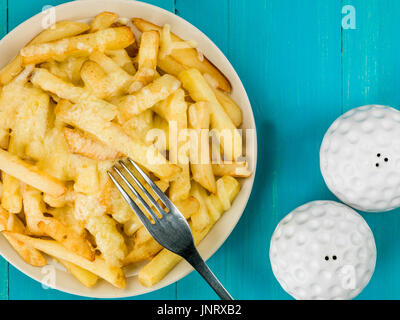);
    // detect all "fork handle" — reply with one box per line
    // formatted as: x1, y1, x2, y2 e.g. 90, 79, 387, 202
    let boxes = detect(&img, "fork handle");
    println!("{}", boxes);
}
184, 247, 233, 300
